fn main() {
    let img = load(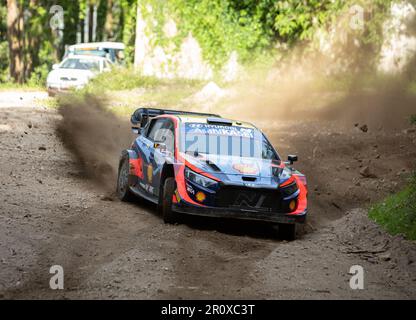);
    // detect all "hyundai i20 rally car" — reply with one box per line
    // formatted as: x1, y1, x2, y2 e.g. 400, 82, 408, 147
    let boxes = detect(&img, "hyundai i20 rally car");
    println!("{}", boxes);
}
117, 108, 308, 240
